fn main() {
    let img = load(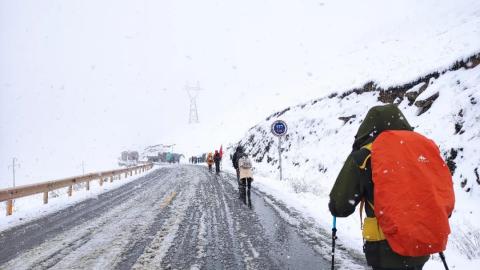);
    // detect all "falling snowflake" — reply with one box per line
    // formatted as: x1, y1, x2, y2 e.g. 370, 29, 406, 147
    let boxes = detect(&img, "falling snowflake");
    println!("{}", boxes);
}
383, 169, 389, 174
418, 155, 429, 163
